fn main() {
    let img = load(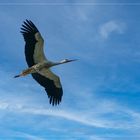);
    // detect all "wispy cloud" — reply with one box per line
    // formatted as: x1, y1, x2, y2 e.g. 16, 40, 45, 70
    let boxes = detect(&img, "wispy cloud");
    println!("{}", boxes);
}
0, 68, 140, 133
99, 20, 126, 39
0, 100, 110, 128
13, 131, 45, 140
0, 97, 140, 131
